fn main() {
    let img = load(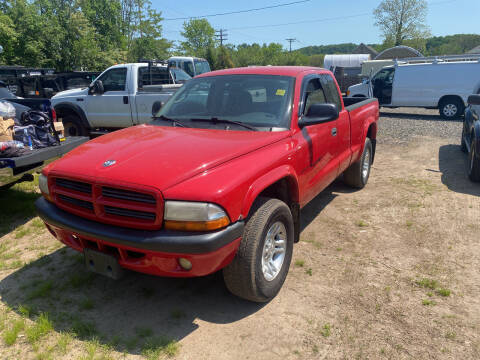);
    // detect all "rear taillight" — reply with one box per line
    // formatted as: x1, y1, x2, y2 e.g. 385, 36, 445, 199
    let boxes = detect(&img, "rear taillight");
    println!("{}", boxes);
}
51, 108, 57, 122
